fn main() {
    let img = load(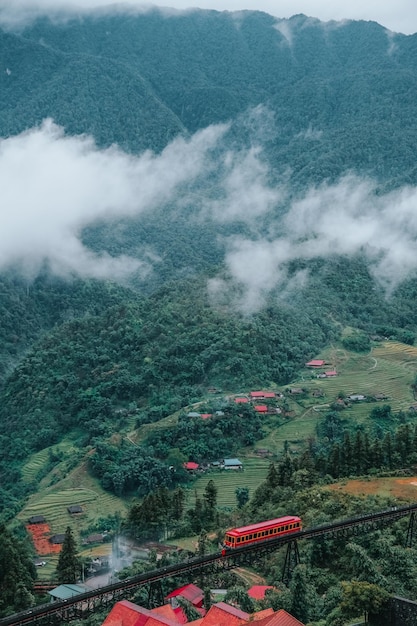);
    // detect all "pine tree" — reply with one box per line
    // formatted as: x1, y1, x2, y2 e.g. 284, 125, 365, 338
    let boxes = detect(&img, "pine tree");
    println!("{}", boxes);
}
56, 527, 81, 584
203, 480, 217, 523
289, 565, 309, 624
266, 462, 280, 488
0, 525, 36, 617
